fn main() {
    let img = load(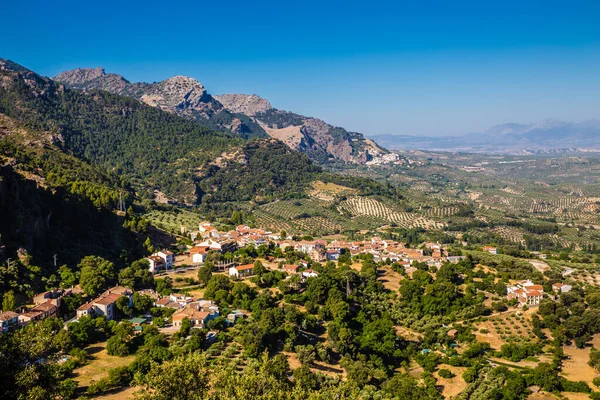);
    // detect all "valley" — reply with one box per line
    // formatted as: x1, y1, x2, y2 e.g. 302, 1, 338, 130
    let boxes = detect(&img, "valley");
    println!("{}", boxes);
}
1, 57, 600, 400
